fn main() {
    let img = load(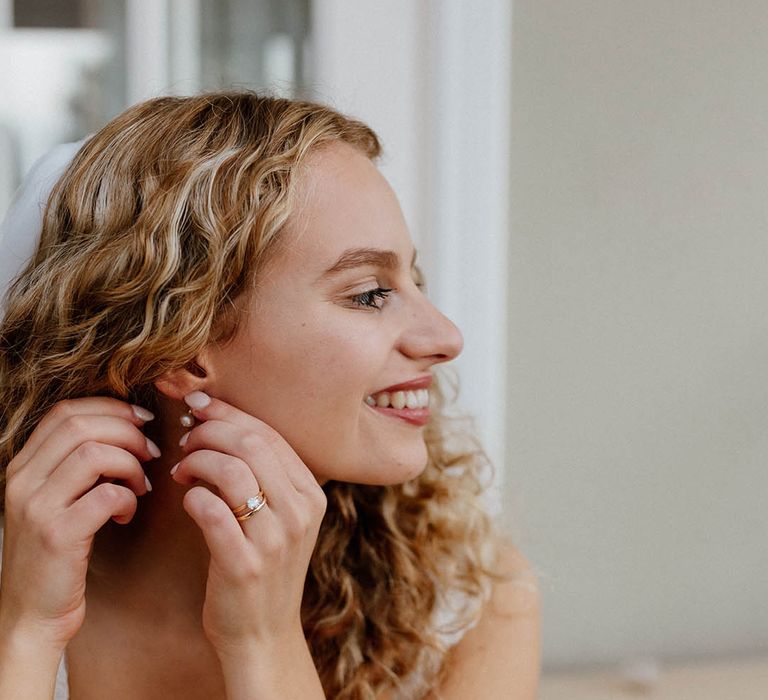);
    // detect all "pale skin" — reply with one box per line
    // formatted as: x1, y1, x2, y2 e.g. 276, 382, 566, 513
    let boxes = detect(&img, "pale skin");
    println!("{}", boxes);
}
0, 142, 540, 698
